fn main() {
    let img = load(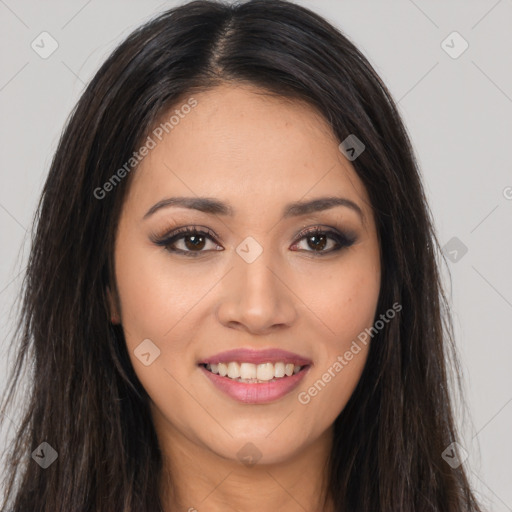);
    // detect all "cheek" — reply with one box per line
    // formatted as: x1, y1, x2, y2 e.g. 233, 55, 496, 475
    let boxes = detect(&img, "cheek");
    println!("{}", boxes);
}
331, 273, 380, 345
113, 240, 200, 414
293, 254, 380, 419
113, 235, 221, 403
295, 255, 380, 346
114, 236, 205, 341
